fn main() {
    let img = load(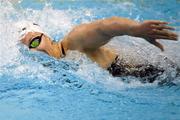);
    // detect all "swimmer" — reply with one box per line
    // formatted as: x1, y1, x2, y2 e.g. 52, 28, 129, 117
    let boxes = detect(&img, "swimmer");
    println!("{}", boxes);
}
18, 17, 178, 83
